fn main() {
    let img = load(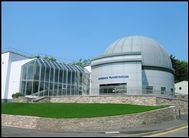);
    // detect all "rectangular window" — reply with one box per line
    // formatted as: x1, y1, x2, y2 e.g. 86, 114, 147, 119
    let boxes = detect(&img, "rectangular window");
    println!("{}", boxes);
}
170, 88, 174, 96
99, 83, 127, 95
161, 87, 166, 94
146, 86, 153, 94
